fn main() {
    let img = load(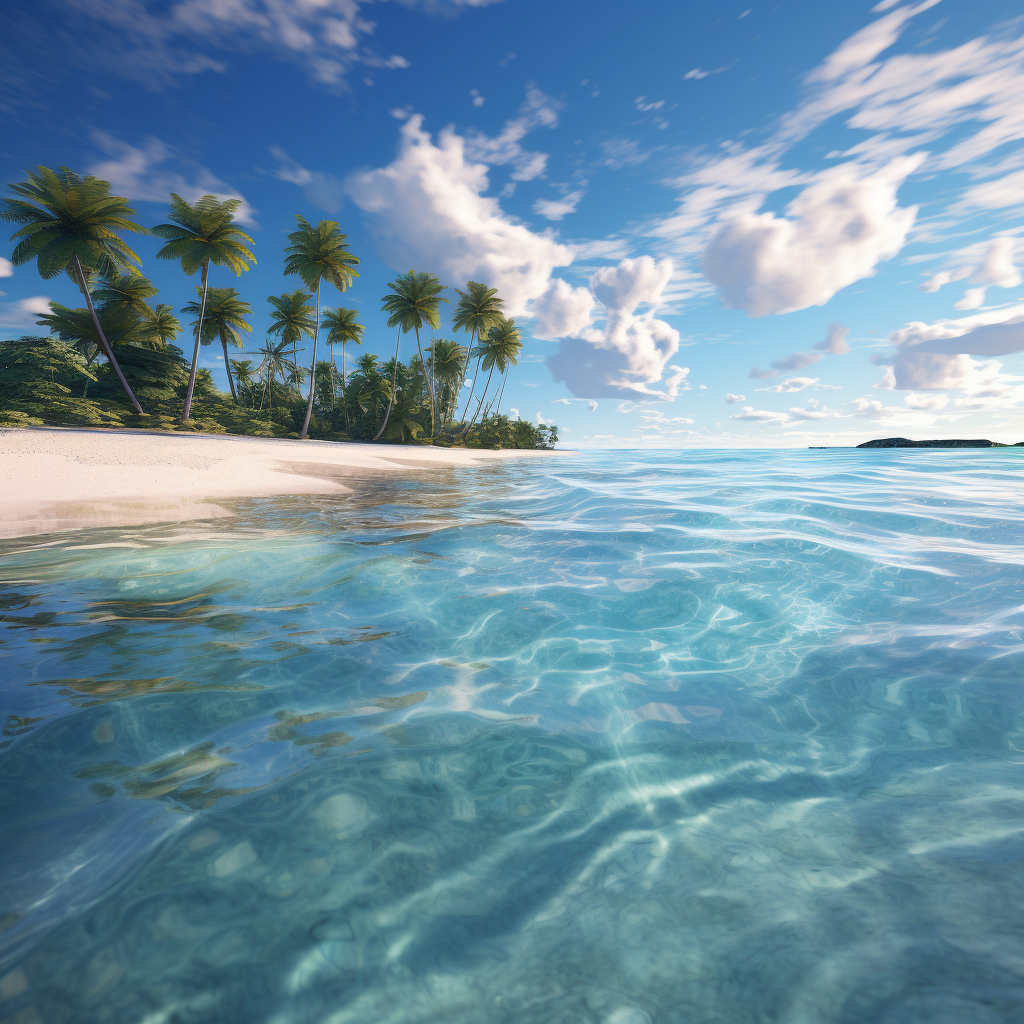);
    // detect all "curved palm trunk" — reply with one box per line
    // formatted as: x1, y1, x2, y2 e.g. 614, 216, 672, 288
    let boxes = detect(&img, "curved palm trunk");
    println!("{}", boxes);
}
182, 260, 209, 422
221, 336, 238, 402
485, 370, 509, 420
373, 330, 402, 441
413, 325, 437, 438
300, 285, 321, 440
74, 255, 144, 415
460, 363, 495, 439
457, 353, 484, 436
455, 330, 479, 429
